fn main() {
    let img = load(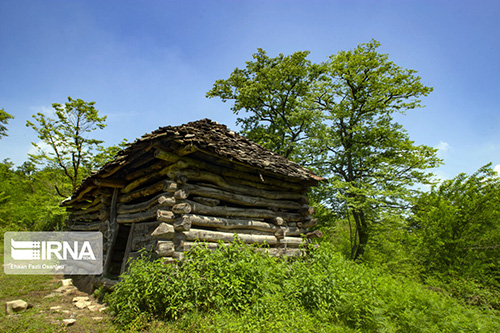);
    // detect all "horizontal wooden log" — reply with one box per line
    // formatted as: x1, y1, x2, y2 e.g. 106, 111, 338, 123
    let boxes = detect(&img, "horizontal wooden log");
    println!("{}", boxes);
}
255, 247, 304, 257
67, 222, 102, 231
123, 154, 159, 180
181, 228, 304, 247
182, 183, 302, 210
175, 145, 198, 156
192, 196, 220, 206
213, 226, 307, 237
66, 201, 104, 215
154, 149, 180, 163
172, 150, 309, 191
168, 167, 308, 200
116, 207, 174, 224
69, 211, 101, 222
184, 200, 302, 222
119, 180, 178, 204
60, 185, 96, 207
117, 193, 175, 215
94, 178, 127, 188
182, 214, 278, 232
179, 241, 304, 257
121, 160, 189, 194
156, 241, 175, 257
